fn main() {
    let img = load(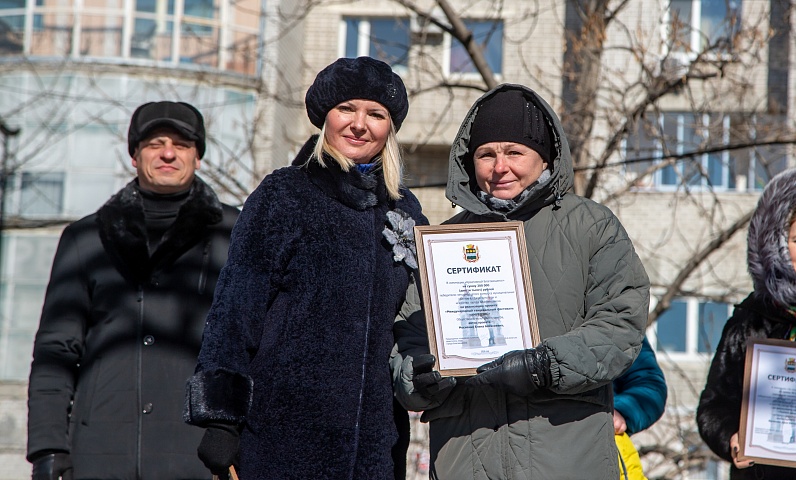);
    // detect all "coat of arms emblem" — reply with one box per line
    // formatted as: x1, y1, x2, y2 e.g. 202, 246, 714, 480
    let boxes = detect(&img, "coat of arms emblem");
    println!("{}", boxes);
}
463, 243, 480, 263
